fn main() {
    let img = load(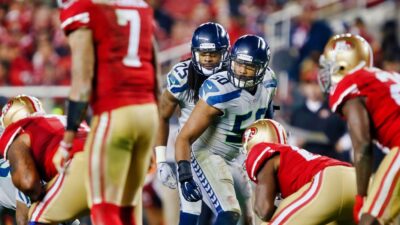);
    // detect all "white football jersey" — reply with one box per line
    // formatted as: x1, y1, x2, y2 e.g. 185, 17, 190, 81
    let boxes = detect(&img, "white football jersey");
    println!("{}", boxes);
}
0, 159, 30, 210
193, 69, 277, 160
166, 60, 196, 128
